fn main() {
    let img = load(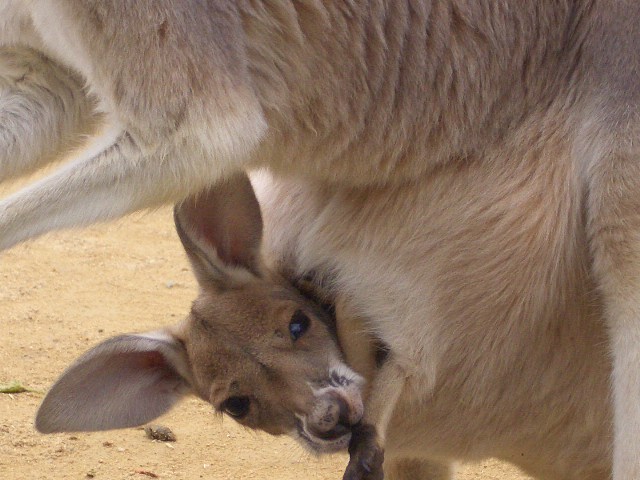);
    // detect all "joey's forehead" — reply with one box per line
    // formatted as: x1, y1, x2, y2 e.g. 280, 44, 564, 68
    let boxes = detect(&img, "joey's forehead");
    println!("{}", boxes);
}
185, 328, 271, 375
193, 285, 302, 318
187, 307, 289, 341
